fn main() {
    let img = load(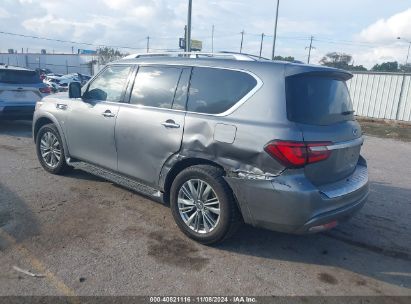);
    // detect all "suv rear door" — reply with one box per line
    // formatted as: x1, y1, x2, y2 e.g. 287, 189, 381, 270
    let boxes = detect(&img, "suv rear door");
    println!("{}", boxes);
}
285, 69, 363, 186
115, 65, 190, 187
